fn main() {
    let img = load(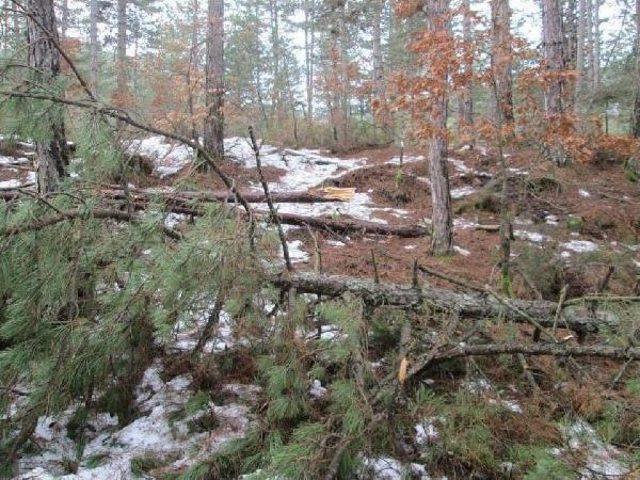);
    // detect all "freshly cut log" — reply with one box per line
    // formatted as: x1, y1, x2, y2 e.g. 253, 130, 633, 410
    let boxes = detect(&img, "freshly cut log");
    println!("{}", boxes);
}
271, 271, 612, 334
